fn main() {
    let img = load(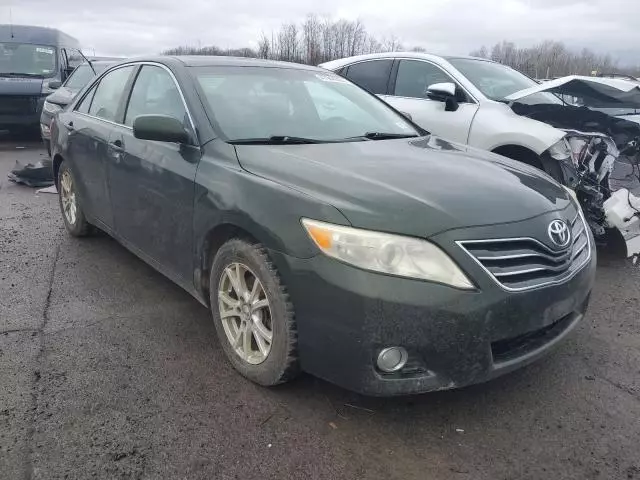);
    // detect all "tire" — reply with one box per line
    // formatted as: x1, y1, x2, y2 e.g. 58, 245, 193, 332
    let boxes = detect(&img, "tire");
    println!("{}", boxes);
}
209, 238, 299, 386
57, 160, 91, 237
